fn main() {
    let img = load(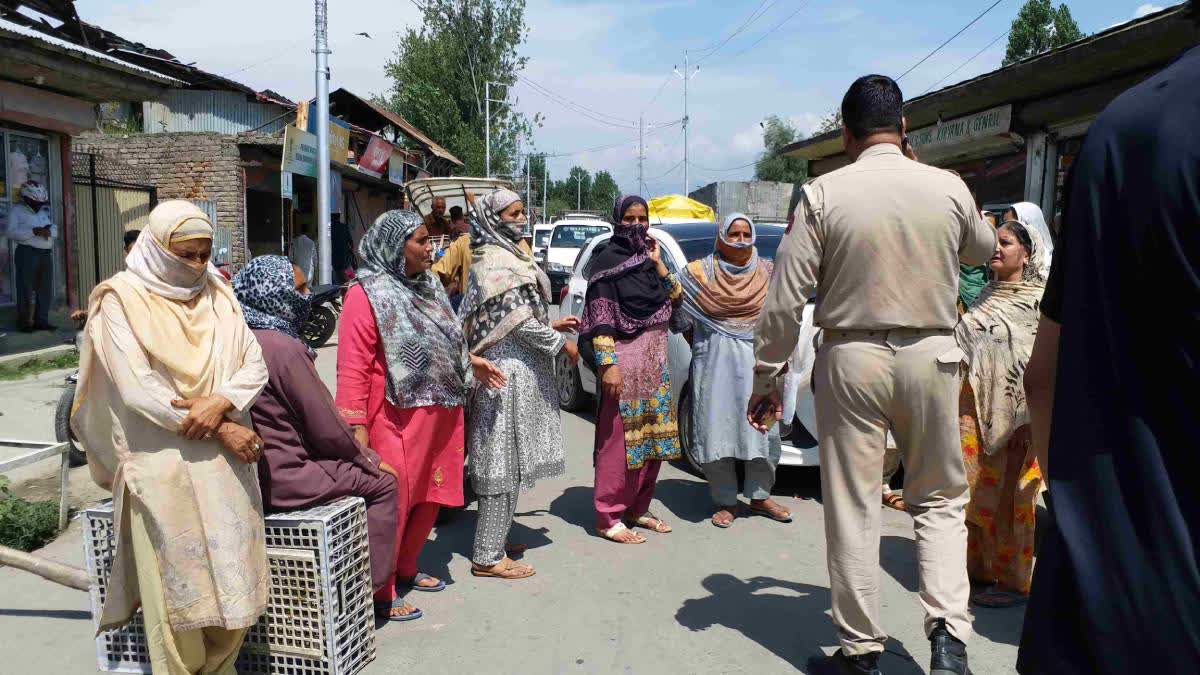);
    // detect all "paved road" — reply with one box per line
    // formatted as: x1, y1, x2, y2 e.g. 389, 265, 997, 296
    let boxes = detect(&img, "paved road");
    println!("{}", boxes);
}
0, 342, 1023, 673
